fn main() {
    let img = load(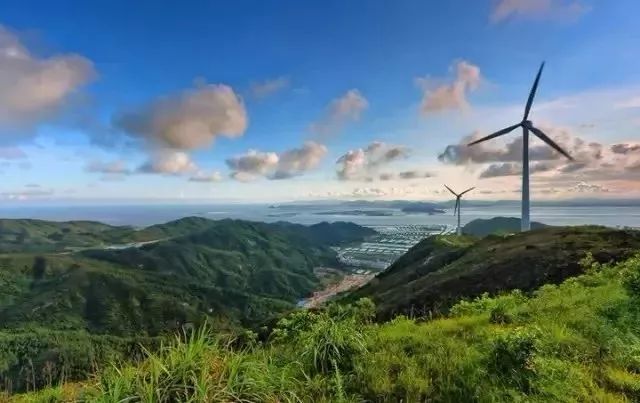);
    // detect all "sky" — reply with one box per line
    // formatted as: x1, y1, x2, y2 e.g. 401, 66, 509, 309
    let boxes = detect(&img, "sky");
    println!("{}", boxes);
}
0, 0, 639, 203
